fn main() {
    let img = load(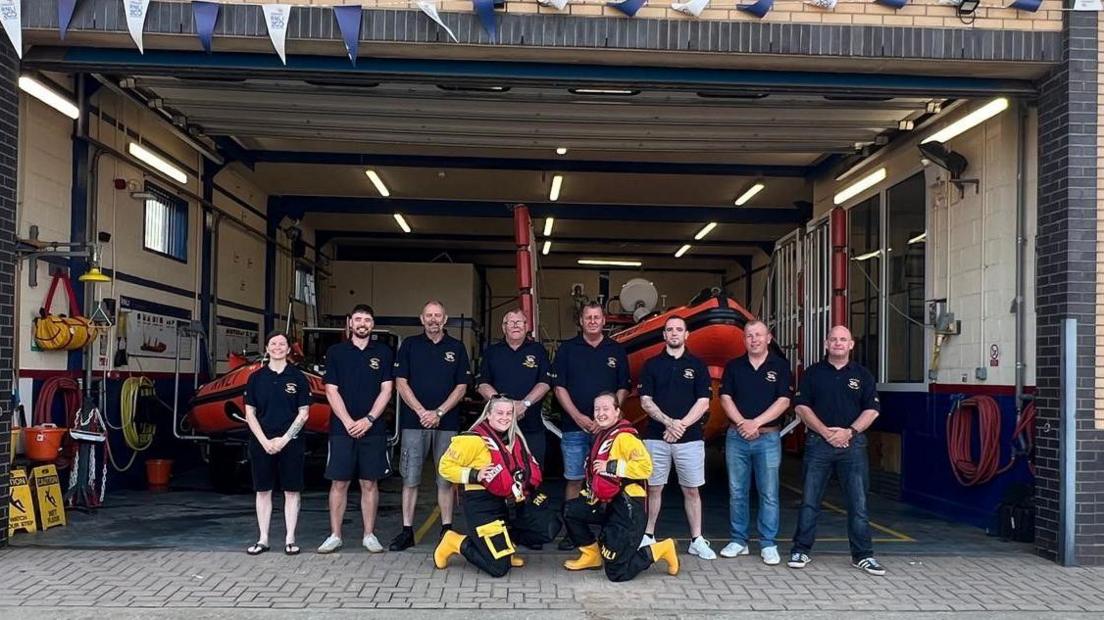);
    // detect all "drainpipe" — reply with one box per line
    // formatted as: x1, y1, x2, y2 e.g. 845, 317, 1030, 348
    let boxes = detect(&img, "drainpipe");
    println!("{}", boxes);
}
1014, 102, 1028, 414
830, 206, 849, 329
